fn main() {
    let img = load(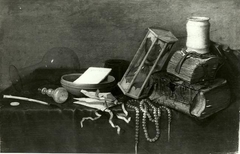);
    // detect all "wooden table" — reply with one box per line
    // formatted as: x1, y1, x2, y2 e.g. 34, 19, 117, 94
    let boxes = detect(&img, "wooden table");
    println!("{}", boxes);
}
0, 84, 238, 153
